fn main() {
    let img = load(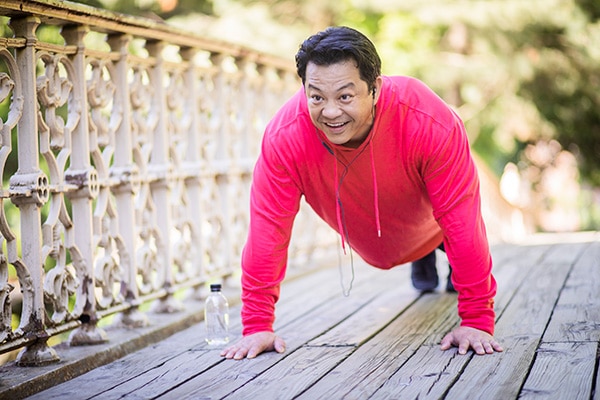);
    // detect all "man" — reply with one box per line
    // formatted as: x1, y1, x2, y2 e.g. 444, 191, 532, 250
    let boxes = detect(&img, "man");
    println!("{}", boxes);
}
221, 26, 503, 360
